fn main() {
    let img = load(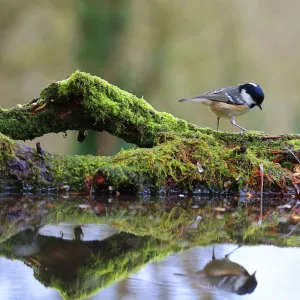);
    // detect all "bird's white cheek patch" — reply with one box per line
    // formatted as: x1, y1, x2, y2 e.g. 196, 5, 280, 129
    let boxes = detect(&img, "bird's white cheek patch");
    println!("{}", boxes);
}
241, 89, 256, 106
